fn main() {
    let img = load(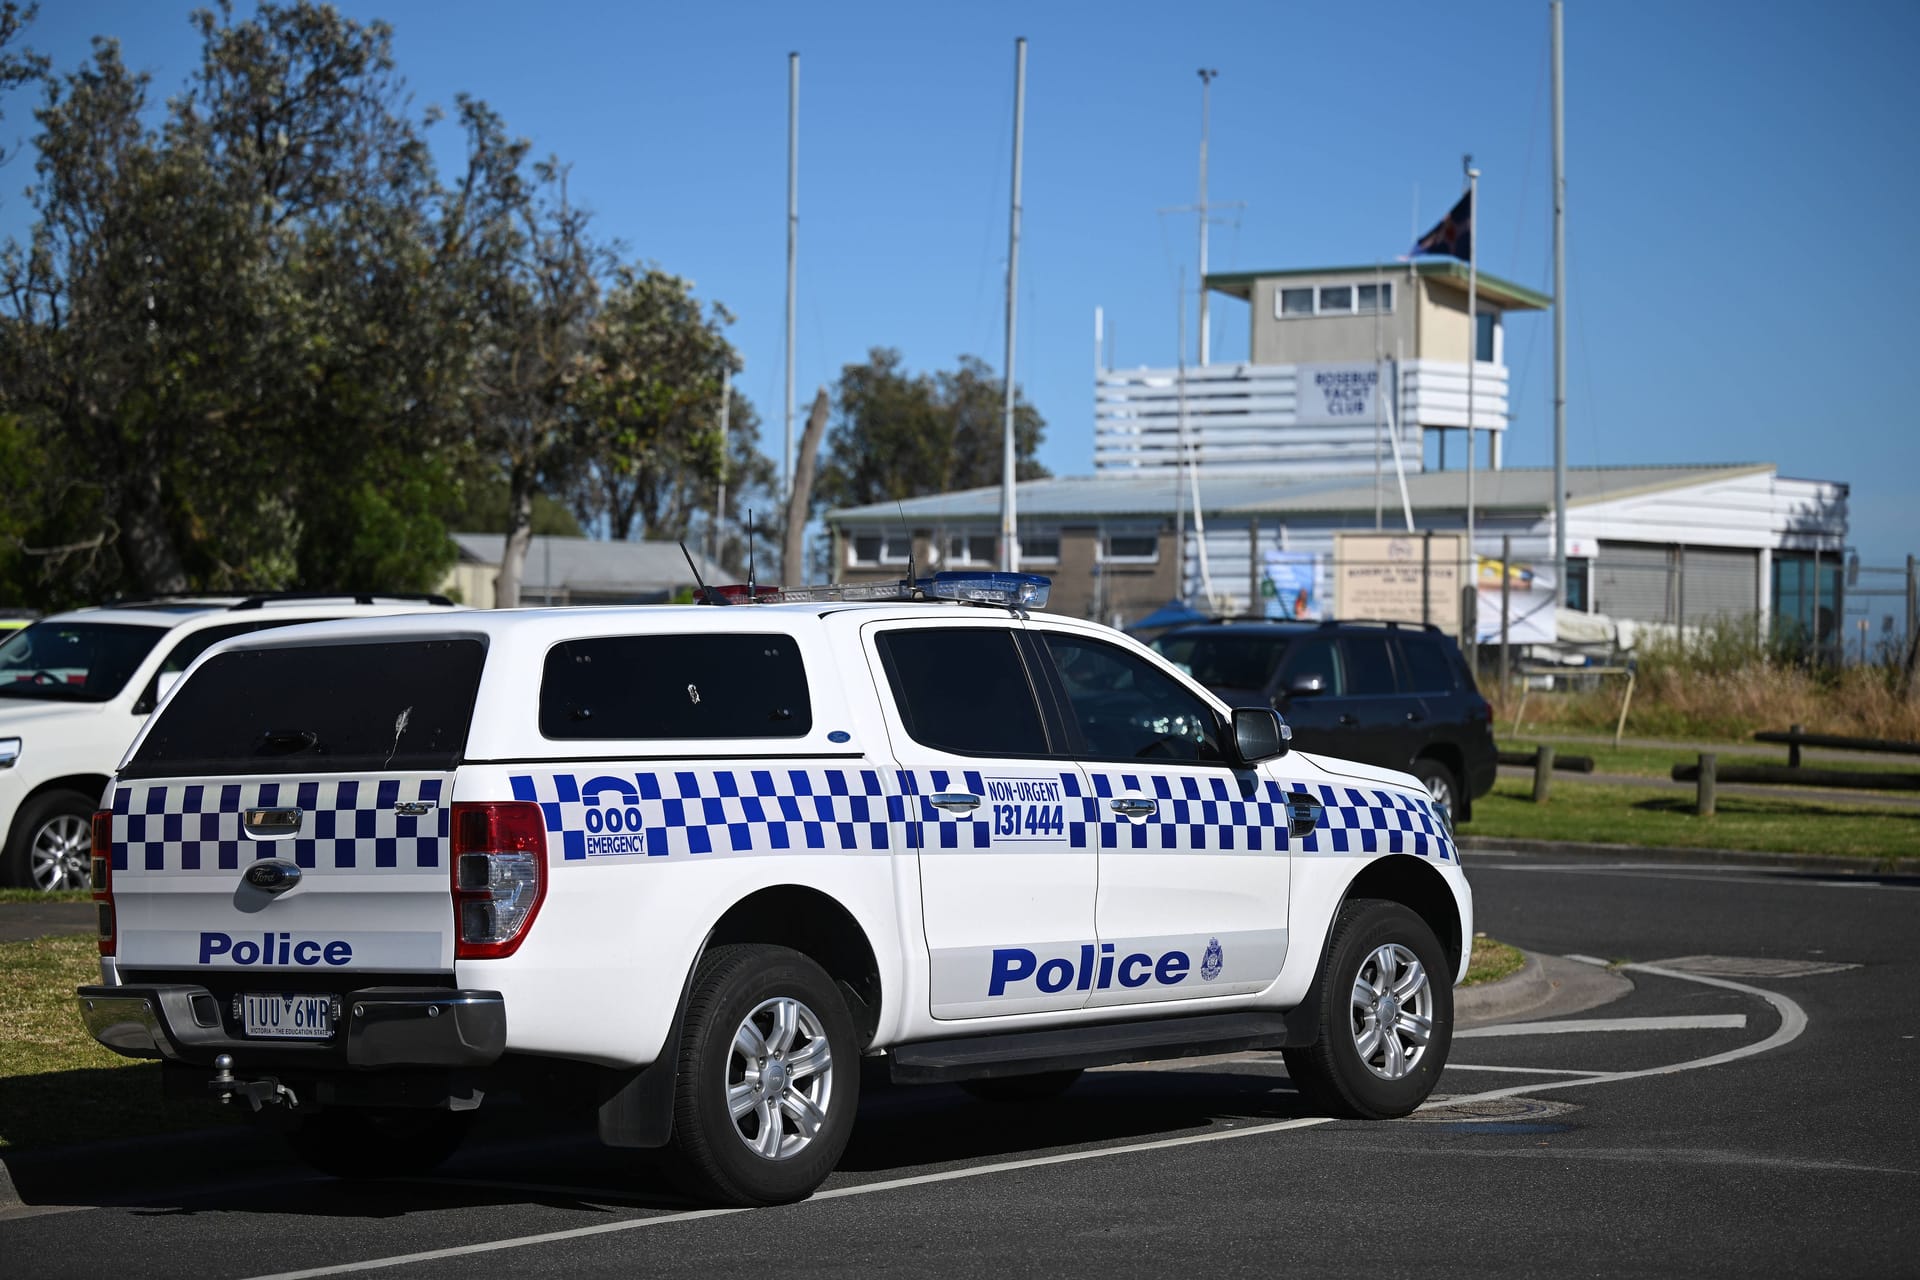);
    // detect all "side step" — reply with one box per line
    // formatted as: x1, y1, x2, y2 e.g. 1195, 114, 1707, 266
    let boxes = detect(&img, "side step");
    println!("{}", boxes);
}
887, 1008, 1312, 1085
